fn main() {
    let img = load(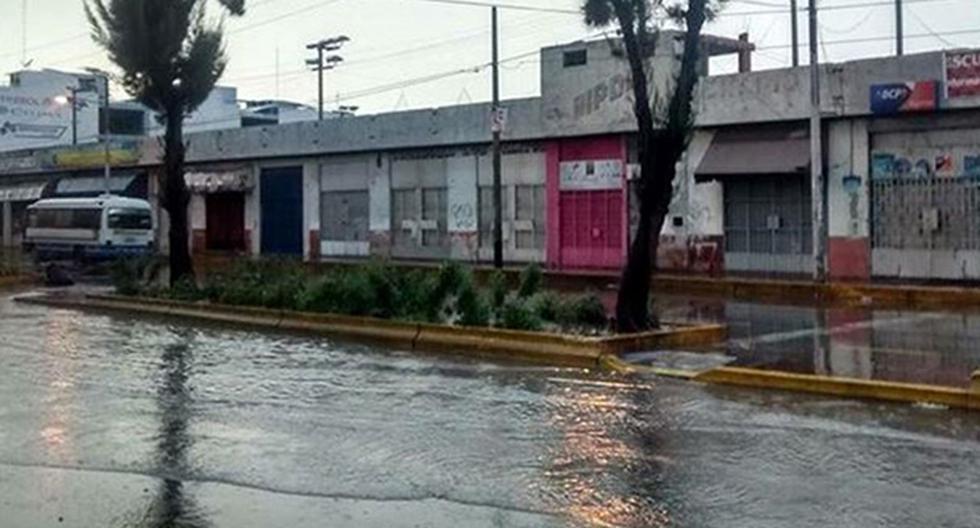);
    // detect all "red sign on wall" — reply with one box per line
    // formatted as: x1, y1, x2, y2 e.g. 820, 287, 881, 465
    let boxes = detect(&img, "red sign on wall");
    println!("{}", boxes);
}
945, 50, 980, 98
